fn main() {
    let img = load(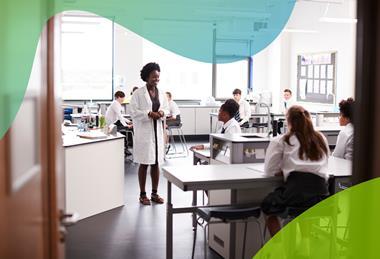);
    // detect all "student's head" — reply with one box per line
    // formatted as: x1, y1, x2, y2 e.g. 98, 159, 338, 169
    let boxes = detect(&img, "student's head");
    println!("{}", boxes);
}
114, 91, 125, 104
131, 86, 139, 94
283, 89, 292, 101
166, 92, 172, 101
218, 99, 239, 123
232, 89, 242, 102
338, 98, 354, 126
140, 62, 160, 87
285, 105, 328, 161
